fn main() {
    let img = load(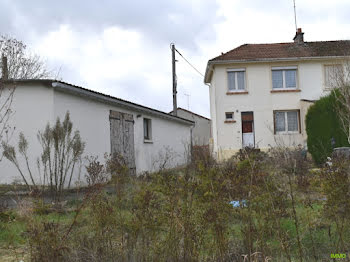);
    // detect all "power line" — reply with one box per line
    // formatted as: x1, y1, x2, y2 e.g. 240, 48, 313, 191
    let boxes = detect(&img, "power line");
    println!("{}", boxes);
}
174, 48, 204, 77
